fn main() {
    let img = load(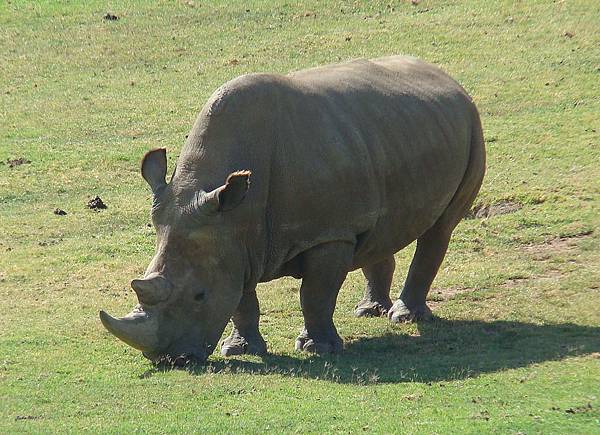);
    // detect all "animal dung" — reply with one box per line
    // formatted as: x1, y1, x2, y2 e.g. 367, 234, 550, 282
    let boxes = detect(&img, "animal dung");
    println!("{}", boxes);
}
87, 196, 107, 210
